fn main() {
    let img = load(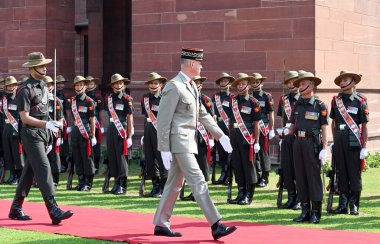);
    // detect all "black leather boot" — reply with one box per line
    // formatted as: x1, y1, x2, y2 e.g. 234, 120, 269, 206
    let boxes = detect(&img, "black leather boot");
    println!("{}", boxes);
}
159, 177, 167, 195
43, 196, 73, 225
81, 175, 94, 191
349, 191, 361, 215
211, 221, 237, 240
293, 201, 311, 222
257, 171, 269, 188
8, 196, 32, 220
239, 184, 255, 205
214, 164, 229, 185
109, 177, 120, 194
182, 192, 196, 201
333, 193, 349, 214
145, 177, 160, 197
53, 173, 60, 188
74, 175, 85, 191
279, 190, 297, 209
94, 157, 100, 175
228, 185, 246, 204
310, 201, 322, 224
114, 177, 127, 195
